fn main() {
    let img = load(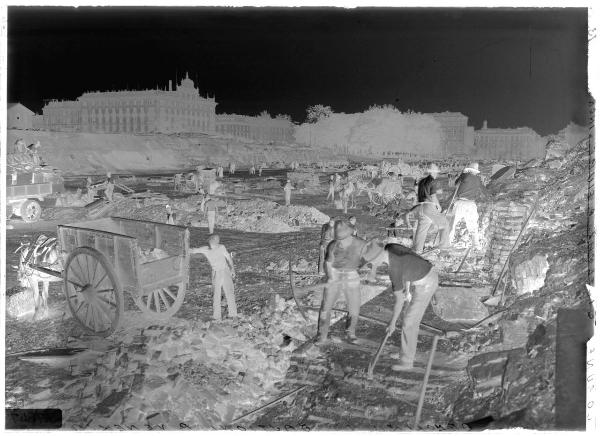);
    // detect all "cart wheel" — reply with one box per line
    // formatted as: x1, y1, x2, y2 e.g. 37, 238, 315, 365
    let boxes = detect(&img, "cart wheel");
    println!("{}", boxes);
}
63, 247, 124, 337
20, 200, 42, 223
134, 282, 186, 319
